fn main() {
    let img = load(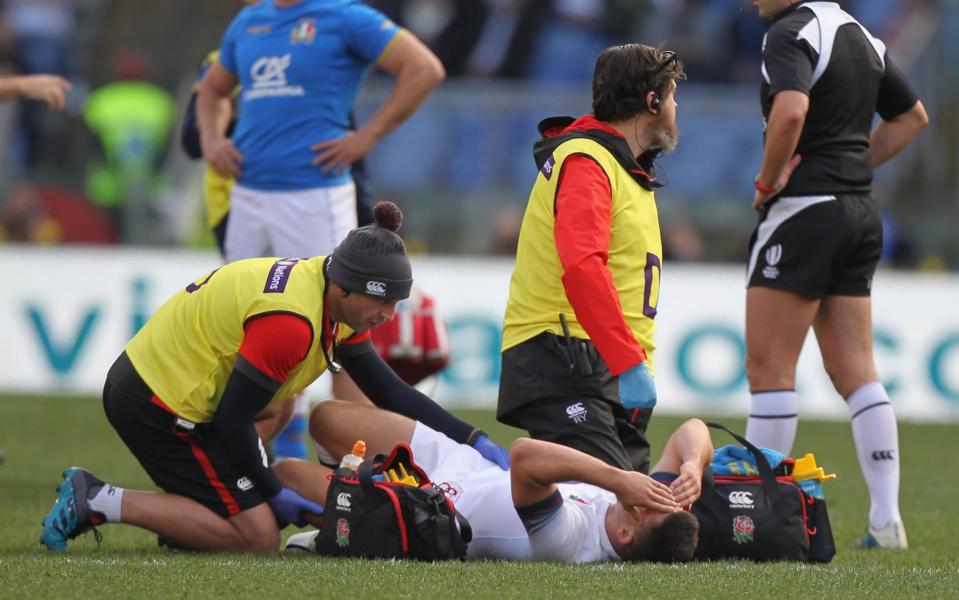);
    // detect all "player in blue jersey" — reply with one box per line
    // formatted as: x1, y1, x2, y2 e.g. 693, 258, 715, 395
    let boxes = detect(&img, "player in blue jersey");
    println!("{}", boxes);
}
195, 0, 445, 456
196, 0, 444, 261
